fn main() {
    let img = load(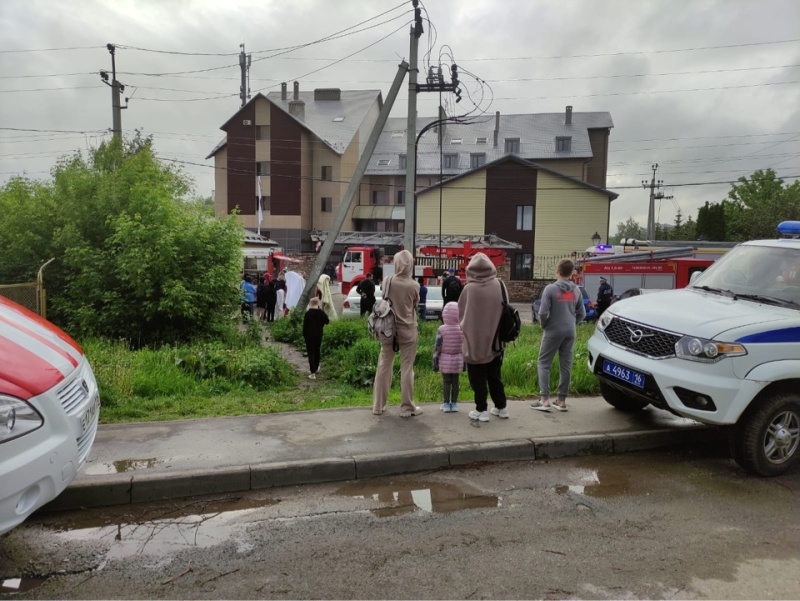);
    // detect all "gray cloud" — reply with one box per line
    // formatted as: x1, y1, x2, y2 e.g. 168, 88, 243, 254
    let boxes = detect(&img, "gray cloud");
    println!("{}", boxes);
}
1, 0, 798, 234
